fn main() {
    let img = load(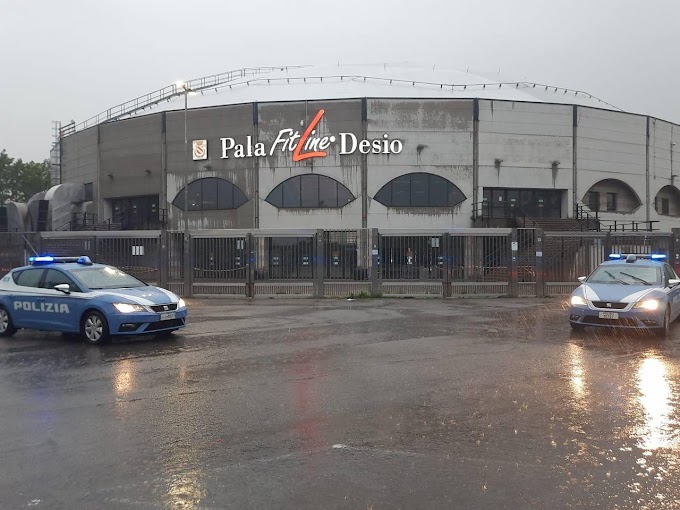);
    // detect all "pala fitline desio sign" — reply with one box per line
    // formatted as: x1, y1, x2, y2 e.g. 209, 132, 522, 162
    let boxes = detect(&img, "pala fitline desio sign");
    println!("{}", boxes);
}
192, 109, 403, 162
